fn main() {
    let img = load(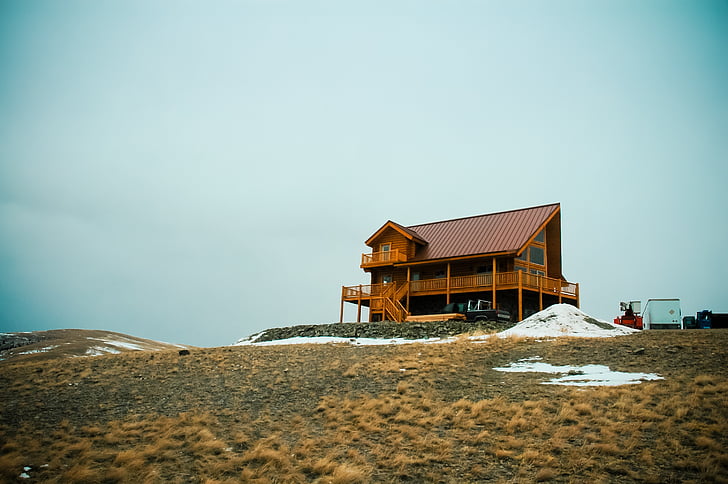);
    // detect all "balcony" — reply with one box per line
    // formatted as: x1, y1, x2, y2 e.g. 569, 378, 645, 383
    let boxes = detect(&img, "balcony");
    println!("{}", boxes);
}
360, 249, 407, 268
